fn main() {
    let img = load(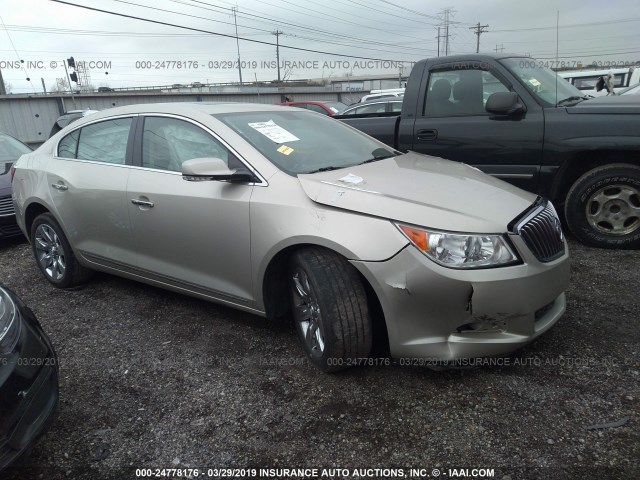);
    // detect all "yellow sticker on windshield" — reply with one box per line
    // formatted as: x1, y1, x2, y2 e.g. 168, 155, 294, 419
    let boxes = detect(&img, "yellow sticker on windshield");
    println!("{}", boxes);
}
277, 145, 294, 155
